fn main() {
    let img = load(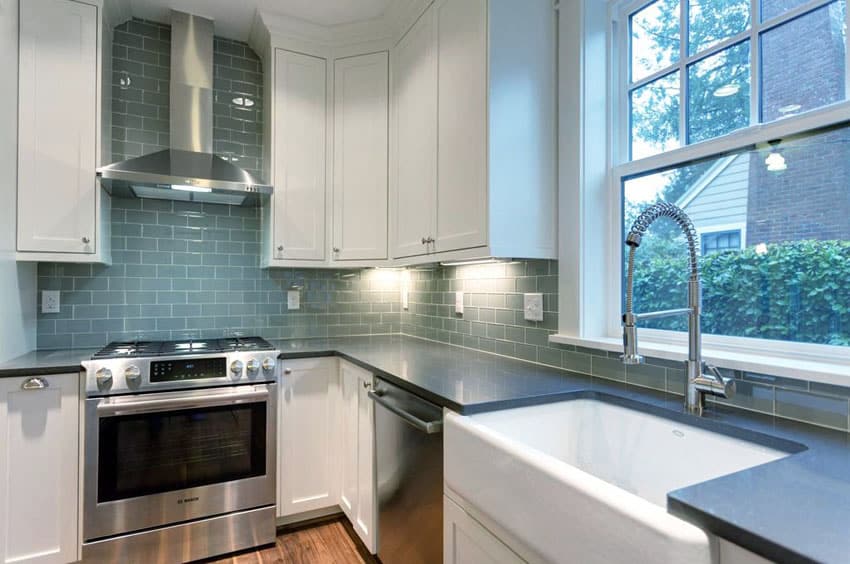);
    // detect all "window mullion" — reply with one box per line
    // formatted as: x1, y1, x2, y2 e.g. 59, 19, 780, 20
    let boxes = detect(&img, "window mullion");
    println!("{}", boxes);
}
679, 0, 688, 146
750, 0, 760, 124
